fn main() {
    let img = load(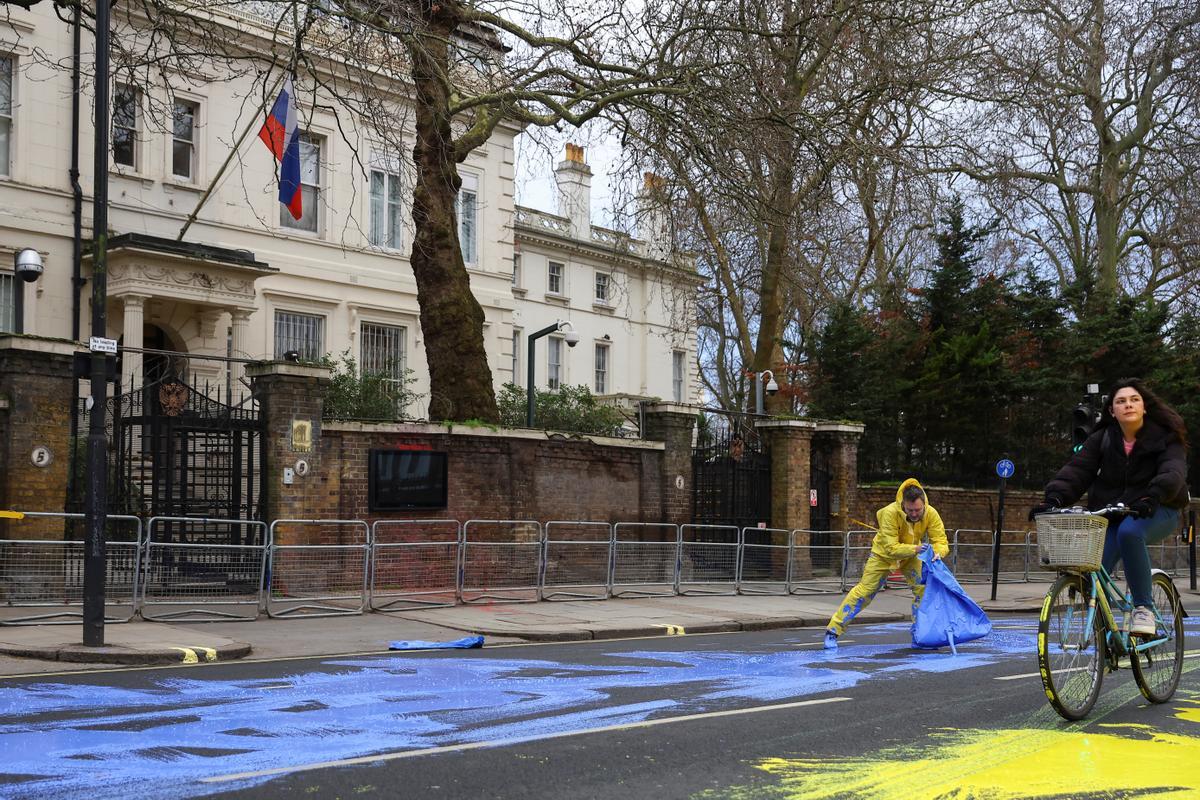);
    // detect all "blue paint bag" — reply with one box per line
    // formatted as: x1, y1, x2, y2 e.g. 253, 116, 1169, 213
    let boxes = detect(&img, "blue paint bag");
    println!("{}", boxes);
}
911, 548, 991, 652
389, 635, 485, 651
